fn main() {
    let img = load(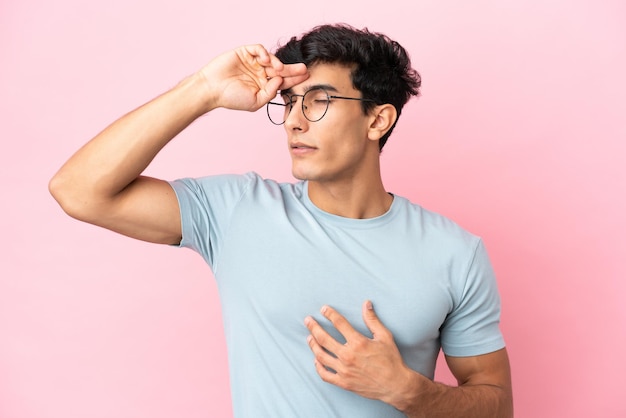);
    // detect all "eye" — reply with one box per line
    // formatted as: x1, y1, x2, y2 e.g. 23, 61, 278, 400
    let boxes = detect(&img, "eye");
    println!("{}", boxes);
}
306, 89, 330, 106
